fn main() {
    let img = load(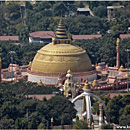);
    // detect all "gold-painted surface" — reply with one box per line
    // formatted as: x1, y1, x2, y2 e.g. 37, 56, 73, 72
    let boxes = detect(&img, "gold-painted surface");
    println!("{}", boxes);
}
38, 80, 43, 86
118, 65, 123, 71
83, 80, 90, 89
31, 43, 92, 74
92, 80, 99, 86
67, 69, 71, 74
126, 73, 130, 79
29, 61, 32, 67
116, 38, 120, 47
55, 18, 68, 39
